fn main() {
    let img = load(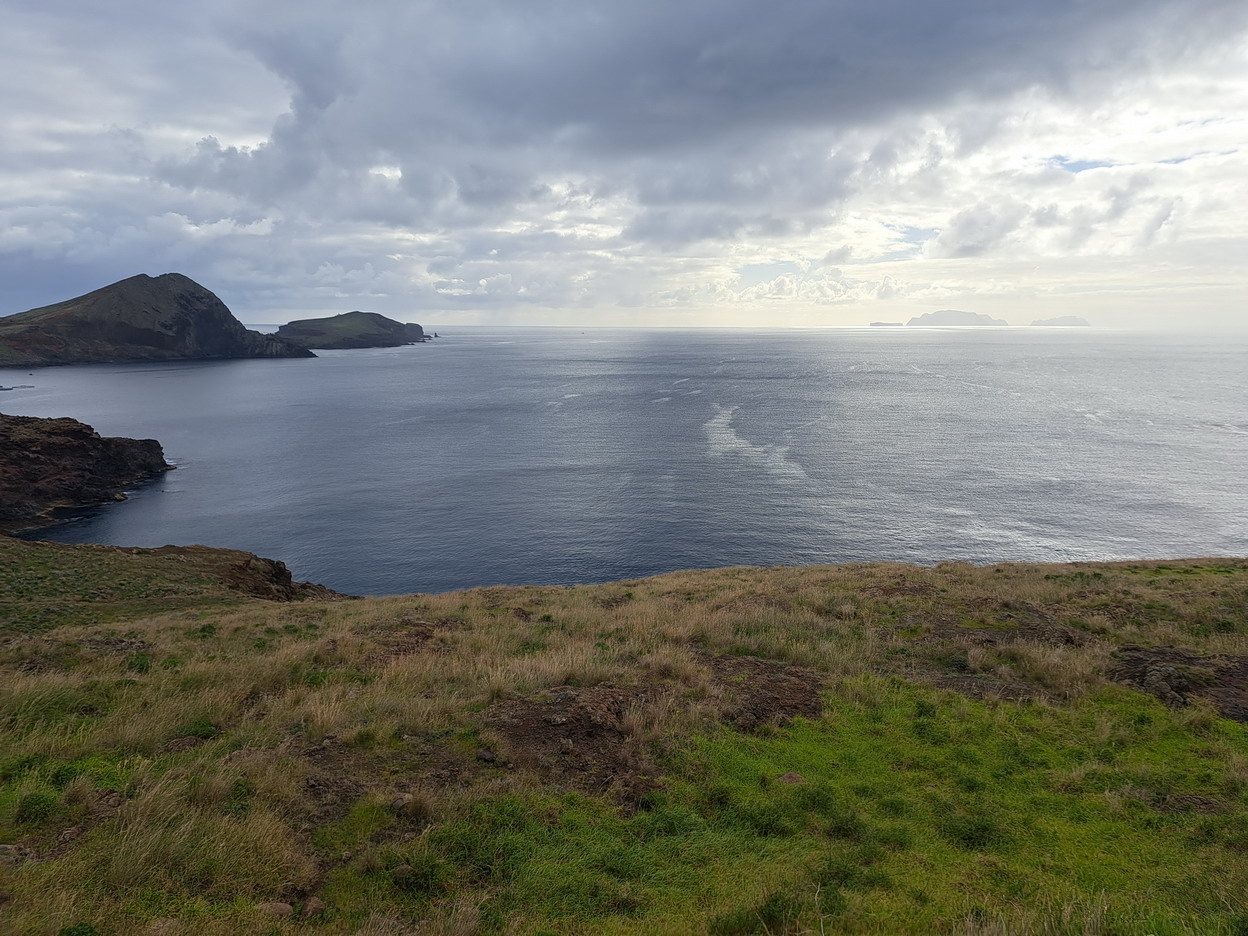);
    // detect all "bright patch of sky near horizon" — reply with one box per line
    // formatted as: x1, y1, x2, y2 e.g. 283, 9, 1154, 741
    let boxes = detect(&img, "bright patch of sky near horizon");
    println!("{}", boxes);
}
0, 1, 1245, 328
